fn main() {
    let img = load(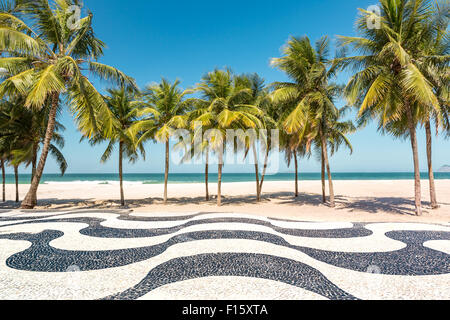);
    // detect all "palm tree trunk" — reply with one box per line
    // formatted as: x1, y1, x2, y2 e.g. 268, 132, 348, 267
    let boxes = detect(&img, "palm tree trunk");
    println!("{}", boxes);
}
321, 134, 335, 207
31, 143, 38, 183
321, 147, 326, 203
205, 147, 209, 201
252, 144, 261, 202
406, 105, 422, 216
119, 141, 125, 207
164, 139, 169, 204
218, 151, 223, 206
14, 165, 19, 203
1, 159, 5, 203
425, 121, 438, 209
259, 148, 269, 192
21, 93, 60, 209
294, 151, 299, 197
